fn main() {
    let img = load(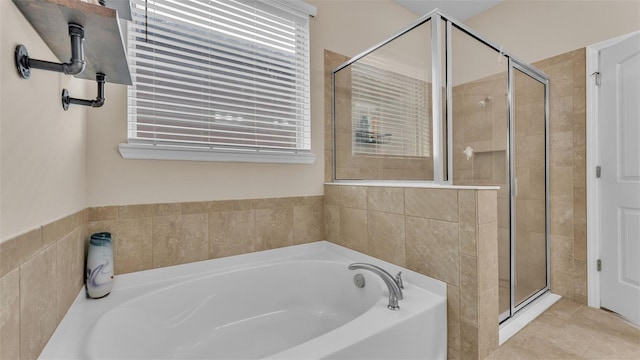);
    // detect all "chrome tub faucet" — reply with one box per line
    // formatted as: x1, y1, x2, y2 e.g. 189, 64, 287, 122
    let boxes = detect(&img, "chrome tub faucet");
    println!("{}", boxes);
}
348, 263, 404, 310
